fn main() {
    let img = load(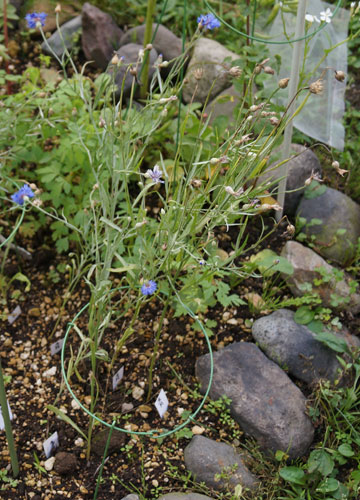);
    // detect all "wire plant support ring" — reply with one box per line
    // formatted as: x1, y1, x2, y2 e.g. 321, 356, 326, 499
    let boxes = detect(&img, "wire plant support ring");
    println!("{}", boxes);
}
61, 289, 214, 440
